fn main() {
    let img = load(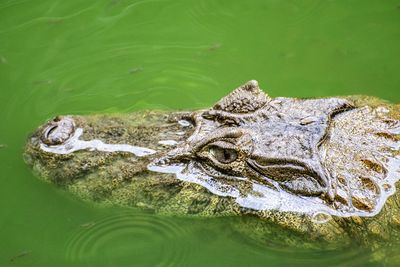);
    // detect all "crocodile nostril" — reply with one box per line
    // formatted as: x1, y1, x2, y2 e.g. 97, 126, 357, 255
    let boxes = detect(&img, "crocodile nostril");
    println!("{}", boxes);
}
41, 116, 75, 145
